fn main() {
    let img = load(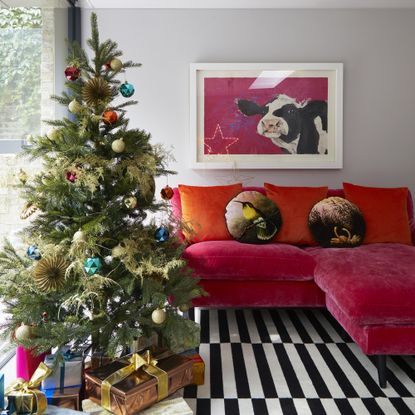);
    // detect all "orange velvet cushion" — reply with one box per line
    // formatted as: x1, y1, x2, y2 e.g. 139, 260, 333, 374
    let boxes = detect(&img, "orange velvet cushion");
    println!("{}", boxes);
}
179, 183, 242, 243
343, 182, 412, 244
264, 183, 328, 245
